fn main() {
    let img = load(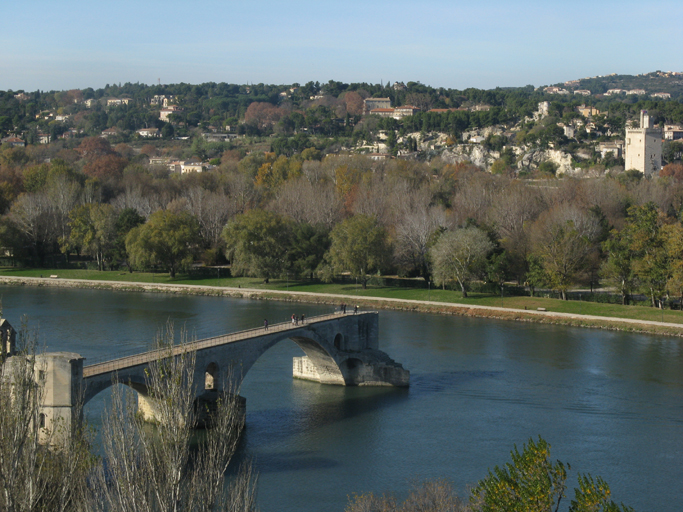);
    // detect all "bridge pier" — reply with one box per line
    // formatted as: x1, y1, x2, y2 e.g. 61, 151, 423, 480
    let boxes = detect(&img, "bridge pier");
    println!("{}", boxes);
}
293, 353, 409, 386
